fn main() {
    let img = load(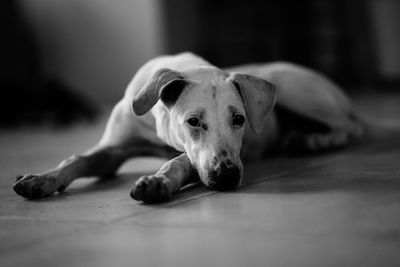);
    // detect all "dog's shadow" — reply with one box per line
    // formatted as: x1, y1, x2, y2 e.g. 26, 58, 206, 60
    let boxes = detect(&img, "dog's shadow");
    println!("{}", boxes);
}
24, 172, 142, 202
29, 169, 206, 203
70, 172, 145, 193
240, 169, 400, 195
240, 146, 400, 195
